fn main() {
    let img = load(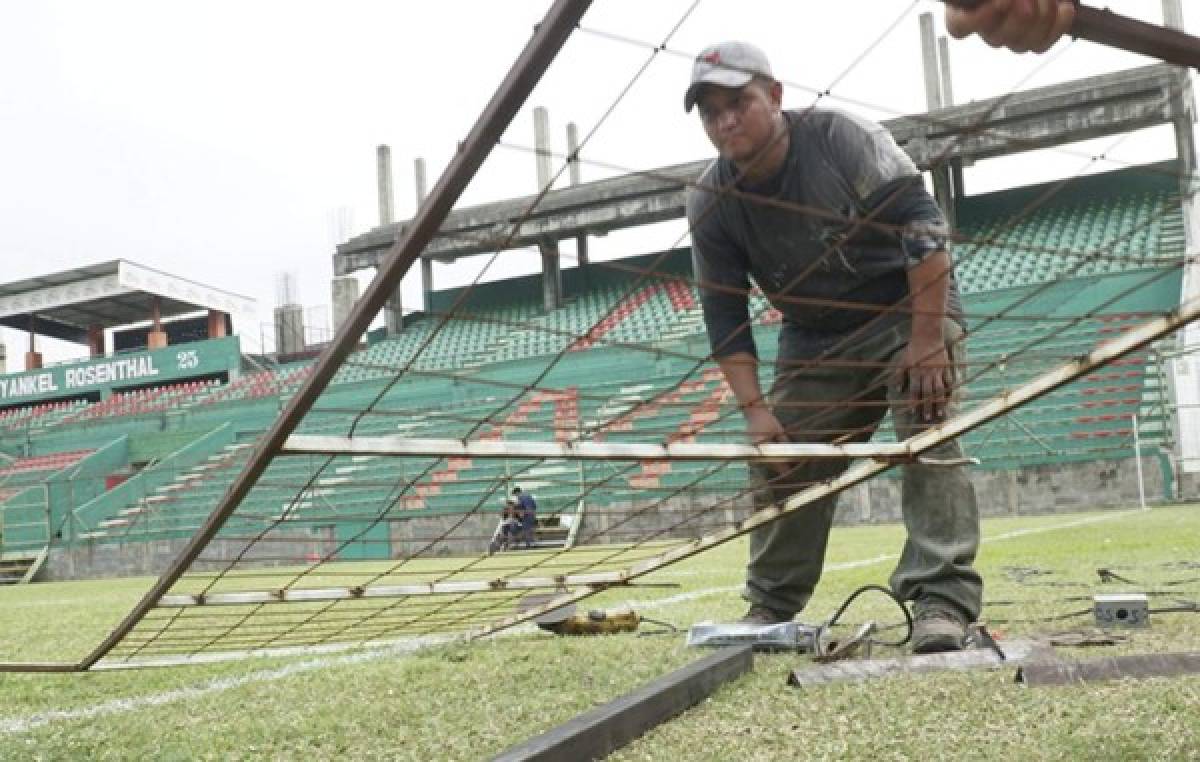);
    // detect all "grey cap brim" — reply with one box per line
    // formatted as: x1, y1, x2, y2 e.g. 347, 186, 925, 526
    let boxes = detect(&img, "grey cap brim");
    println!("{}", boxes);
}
683, 69, 756, 112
